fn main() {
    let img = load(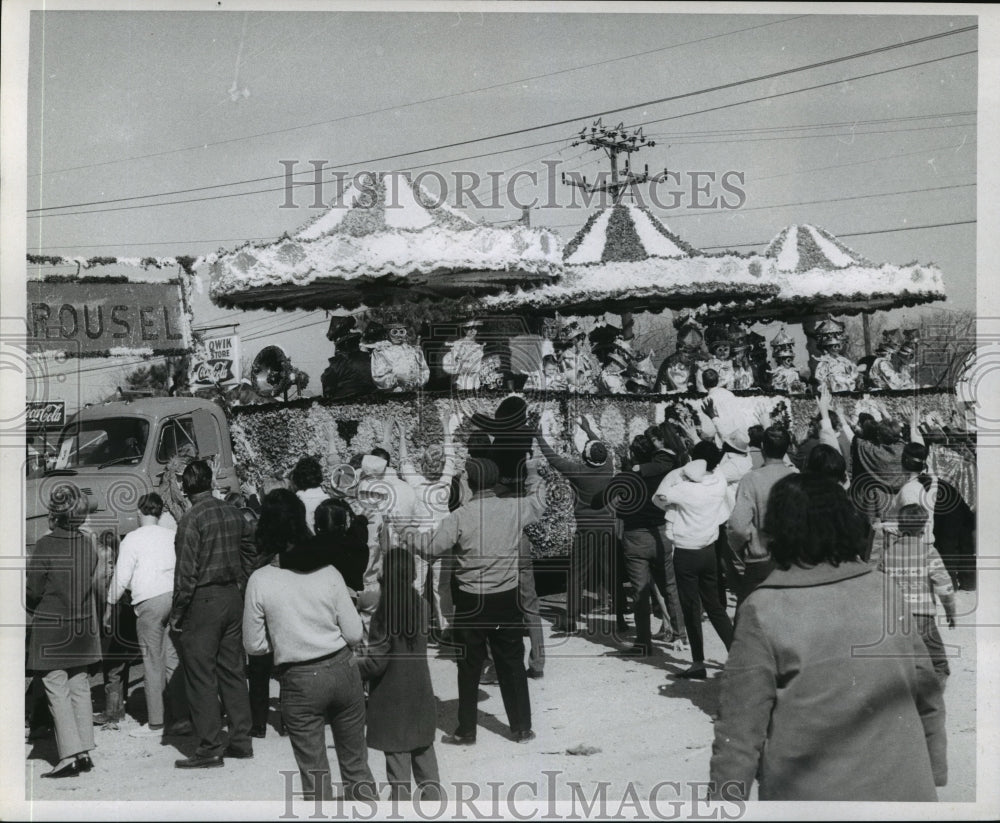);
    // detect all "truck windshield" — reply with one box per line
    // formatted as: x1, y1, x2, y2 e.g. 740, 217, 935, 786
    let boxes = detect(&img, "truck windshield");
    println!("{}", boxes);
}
54, 418, 150, 469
